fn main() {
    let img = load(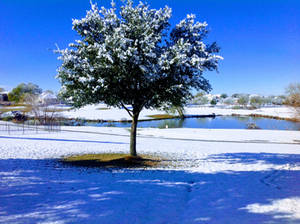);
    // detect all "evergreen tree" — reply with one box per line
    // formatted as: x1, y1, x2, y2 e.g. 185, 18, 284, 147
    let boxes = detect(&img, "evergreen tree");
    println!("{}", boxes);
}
56, 0, 222, 156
